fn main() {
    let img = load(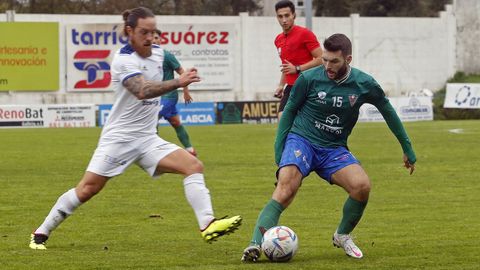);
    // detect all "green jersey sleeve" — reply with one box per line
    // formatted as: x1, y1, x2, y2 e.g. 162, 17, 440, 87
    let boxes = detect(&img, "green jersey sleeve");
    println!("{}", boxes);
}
363, 78, 388, 107
163, 51, 181, 80
366, 79, 417, 164
162, 51, 181, 99
376, 101, 416, 164
274, 74, 309, 164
